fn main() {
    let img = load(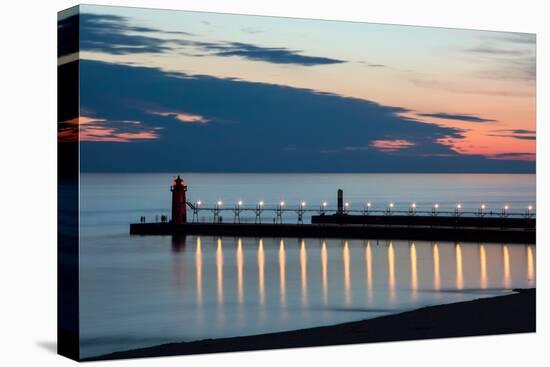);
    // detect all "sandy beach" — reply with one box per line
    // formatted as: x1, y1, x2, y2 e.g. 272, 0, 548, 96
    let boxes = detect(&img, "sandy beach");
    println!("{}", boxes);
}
85, 288, 535, 361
